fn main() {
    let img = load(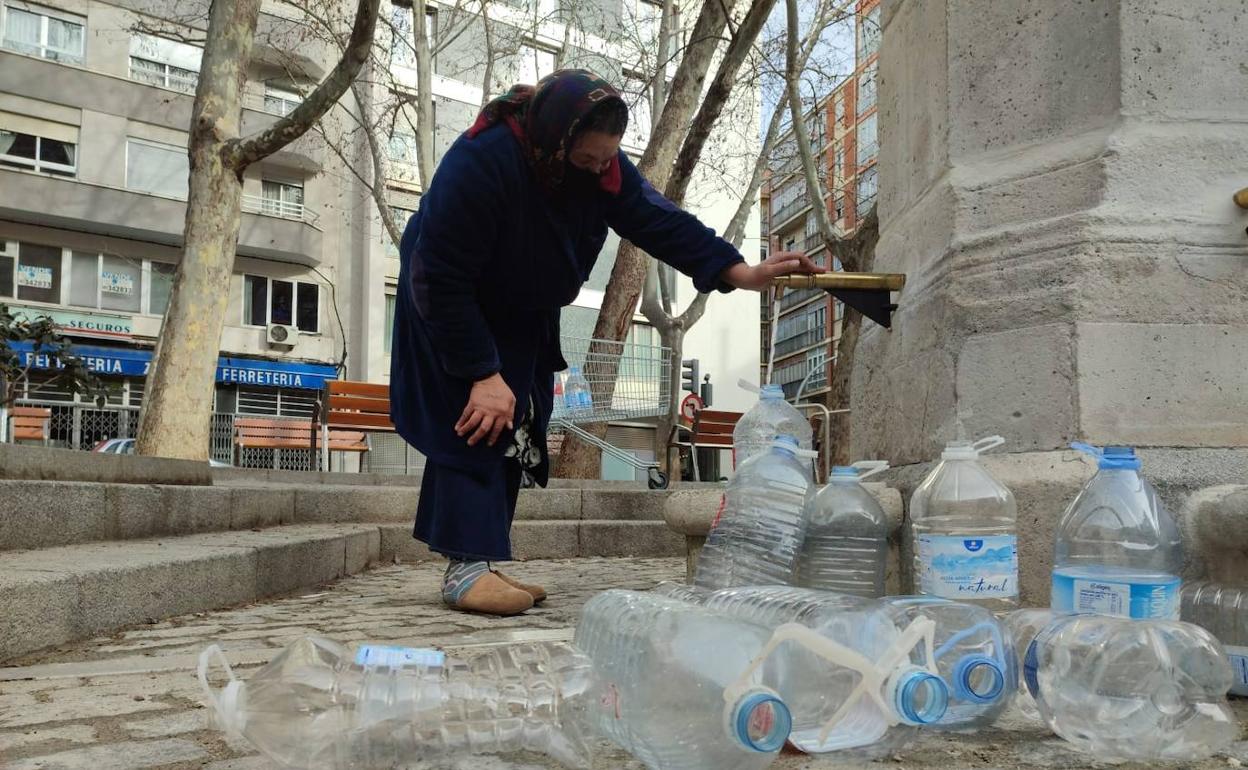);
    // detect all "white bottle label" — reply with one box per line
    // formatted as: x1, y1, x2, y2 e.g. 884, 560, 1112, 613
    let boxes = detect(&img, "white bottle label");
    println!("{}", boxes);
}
917, 534, 1018, 600
355, 644, 445, 668
1227, 645, 1248, 696
1050, 571, 1180, 619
